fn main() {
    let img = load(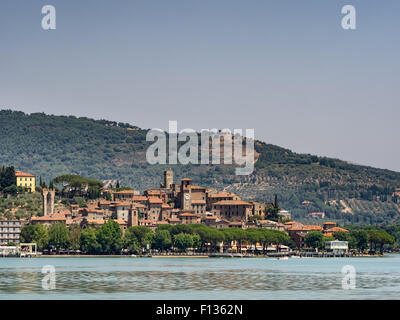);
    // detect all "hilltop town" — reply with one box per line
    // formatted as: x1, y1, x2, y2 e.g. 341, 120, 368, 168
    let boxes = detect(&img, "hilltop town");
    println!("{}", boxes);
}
1, 167, 379, 256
